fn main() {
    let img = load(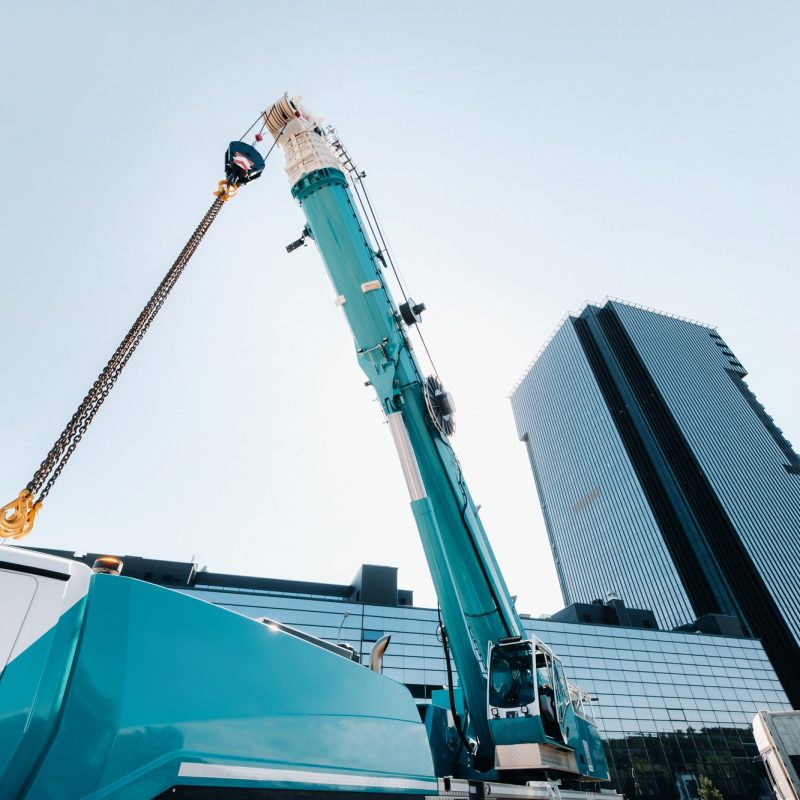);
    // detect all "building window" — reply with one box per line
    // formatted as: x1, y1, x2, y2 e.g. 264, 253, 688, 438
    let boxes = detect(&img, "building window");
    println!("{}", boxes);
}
362, 629, 384, 642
